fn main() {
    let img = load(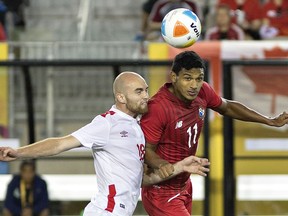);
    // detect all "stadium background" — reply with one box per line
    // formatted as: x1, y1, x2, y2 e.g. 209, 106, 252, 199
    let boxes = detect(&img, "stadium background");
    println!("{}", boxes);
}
0, 0, 288, 215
